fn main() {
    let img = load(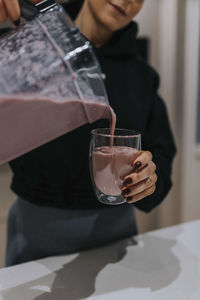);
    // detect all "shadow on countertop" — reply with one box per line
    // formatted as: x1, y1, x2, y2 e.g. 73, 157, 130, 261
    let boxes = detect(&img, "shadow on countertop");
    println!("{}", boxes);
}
2, 227, 198, 299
